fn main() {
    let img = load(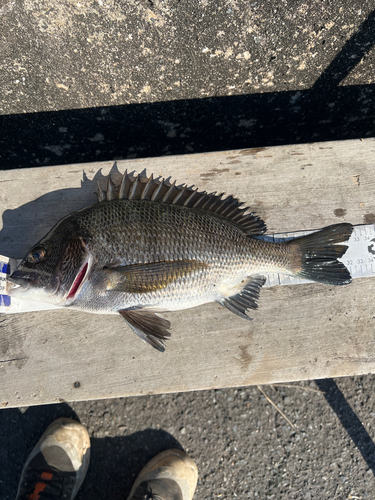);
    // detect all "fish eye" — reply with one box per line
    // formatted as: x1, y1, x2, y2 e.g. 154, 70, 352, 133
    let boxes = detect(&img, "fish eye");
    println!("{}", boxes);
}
27, 246, 46, 264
